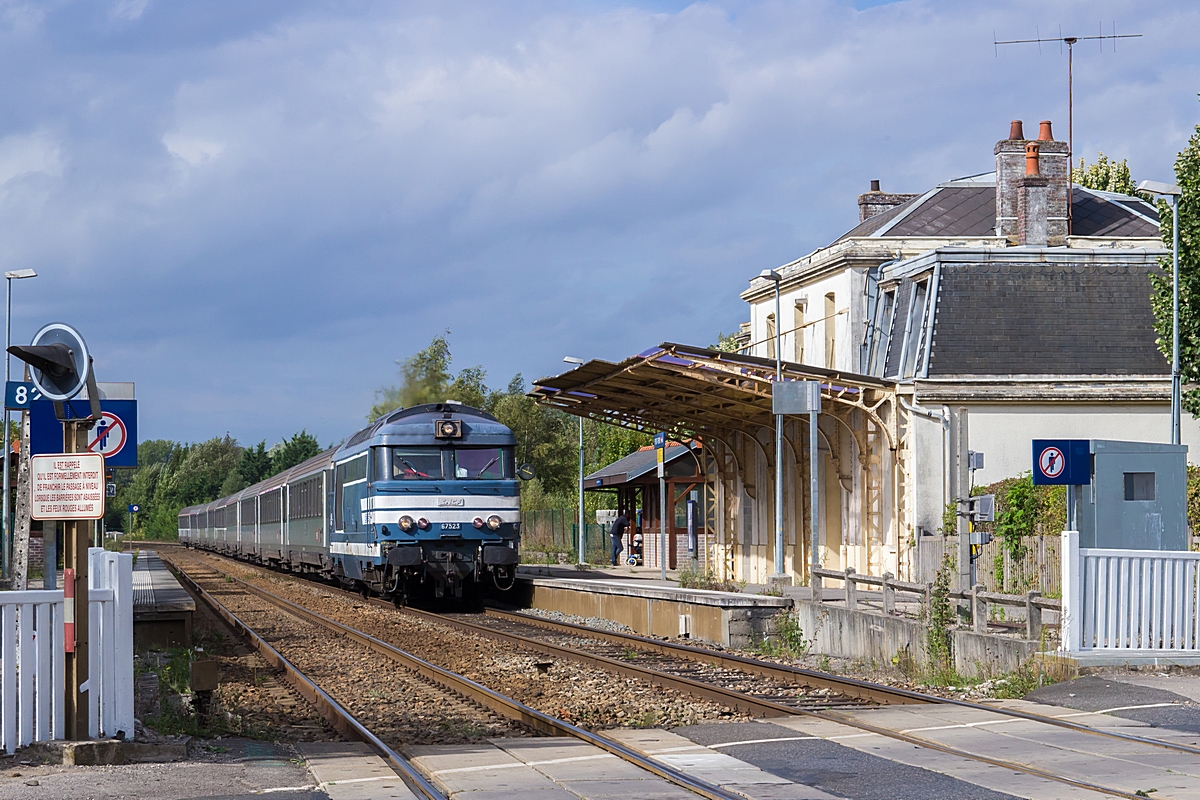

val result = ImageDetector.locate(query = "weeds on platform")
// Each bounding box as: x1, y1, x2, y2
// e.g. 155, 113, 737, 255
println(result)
677, 567, 743, 593
924, 554, 957, 685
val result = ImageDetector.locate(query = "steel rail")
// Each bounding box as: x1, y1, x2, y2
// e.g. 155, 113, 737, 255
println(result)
167, 548, 1192, 798
169, 564, 448, 800
419, 609, 1167, 800
167, 557, 748, 800
486, 608, 1200, 760
480, 608, 930, 705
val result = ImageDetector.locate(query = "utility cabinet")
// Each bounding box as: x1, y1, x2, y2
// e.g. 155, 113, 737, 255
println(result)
1076, 440, 1188, 550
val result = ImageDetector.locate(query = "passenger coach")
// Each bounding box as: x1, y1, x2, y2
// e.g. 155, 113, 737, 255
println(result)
180, 403, 527, 602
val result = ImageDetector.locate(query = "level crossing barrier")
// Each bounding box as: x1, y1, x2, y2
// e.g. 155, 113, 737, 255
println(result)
0, 548, 132, 753
1061, 529, 1200, 652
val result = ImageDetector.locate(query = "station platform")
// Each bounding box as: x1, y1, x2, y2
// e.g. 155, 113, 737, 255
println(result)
132, 550, 195, 650
514, 565, 791, 648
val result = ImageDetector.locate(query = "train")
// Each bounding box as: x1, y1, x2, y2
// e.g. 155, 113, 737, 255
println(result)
178, 402, 527, 602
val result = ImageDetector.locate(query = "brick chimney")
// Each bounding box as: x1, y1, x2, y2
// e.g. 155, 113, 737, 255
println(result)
995, 120, 1069, 245
857, 180, 921, 223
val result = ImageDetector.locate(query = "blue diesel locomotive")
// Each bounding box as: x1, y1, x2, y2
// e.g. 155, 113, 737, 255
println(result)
178, 403, 525, 601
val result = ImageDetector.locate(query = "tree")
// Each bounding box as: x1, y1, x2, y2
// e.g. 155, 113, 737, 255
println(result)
270, 430, 322, 474
160, 436, 241, 509
370, 334, 455, 419
1151, 102, 1200, 414
710, 331, 742, 353
238, 441, 272, 485
1072, 152, 1142, 196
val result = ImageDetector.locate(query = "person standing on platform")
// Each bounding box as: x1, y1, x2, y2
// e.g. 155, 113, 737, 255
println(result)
610, 509, 629, 566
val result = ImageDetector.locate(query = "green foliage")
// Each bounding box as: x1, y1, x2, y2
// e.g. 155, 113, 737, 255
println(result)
1151, 100, 1200, 415
1072, 152, 1142, 197
239, 441, 272, 486
925, 553, 955, 682
677, 566, 742, 593
370, 336, 649, 512
369, 333, 457, 419
710, 332, 742, 353
270, 430, 321, 474
993, 473, 1040, 580
755, 610, 807, 658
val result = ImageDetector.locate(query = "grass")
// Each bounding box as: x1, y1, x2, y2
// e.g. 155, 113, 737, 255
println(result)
754, 611, 808, 659
677, 567, 743, 593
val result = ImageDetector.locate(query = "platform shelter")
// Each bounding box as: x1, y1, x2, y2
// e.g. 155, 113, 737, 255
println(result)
532, 343, 908, 585
583, 440, 707, 570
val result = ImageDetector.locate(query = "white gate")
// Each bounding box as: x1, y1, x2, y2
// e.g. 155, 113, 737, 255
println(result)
1061, 529, 1200, 652
0, 548, 132, 752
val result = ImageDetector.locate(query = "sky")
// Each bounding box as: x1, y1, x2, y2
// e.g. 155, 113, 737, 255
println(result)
0, 0, 1197, 448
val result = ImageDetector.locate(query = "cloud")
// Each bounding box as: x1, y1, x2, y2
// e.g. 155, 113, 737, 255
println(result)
0, 130, 62, 186
0, 0, 1195, 447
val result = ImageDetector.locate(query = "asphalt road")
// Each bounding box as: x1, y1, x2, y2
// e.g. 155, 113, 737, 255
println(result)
1026, 674, 1200, 734
676, 720, 1023, 800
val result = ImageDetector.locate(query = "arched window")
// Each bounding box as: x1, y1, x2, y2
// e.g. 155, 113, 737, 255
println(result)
765, 313, 776, 359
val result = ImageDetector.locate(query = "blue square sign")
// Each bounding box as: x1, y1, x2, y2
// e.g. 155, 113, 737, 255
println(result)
30, 399, 138, 468
1032, 439, 1090, 485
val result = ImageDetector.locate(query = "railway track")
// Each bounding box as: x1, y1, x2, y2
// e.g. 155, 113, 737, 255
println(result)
165, 551, 753, 800
169, 548, 1200, 799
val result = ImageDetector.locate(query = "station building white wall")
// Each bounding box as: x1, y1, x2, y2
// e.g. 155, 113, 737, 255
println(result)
956, 402, 1199, 488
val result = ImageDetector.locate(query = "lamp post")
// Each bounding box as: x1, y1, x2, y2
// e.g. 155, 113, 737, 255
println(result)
1139, 180, 1183, 445
564, 356, 586, 564
2, 268, 36, 582
759, 268, 786, 582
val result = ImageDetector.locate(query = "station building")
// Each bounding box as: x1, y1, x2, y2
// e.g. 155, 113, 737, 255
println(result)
533, 120, 1181, 586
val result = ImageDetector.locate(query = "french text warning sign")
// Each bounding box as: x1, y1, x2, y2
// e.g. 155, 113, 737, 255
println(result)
31, 453, 105, 520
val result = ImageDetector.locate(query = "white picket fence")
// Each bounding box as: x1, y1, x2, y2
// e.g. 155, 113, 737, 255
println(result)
1061, 529, 1200, 653
0, 548, 133, 752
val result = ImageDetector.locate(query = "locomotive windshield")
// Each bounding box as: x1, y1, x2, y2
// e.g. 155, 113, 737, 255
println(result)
453, 448, 512, 480
391, 449, 443, 480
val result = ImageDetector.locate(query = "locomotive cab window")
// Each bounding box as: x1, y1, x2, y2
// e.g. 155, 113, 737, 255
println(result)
391, 449, 443, 480
452, 448, 512, 480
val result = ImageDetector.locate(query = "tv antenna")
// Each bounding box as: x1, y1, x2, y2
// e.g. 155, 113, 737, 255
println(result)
994, 23, 1141, 235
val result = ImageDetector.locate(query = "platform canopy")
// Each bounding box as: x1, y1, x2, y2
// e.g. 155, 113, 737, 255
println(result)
530, 342, 898, 449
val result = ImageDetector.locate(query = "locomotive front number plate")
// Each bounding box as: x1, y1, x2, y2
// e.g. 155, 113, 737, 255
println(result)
443, 522, 461, 530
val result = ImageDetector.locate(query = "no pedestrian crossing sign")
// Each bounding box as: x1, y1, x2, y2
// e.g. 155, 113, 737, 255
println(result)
1031, 439, 1091, 485
31, 453, 105, 520
30, 399, 138, 468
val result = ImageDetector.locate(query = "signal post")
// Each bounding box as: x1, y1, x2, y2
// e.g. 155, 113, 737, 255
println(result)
10, 323, 105, 740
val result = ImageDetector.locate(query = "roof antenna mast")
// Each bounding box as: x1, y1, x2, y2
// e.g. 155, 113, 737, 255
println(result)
994, 22, 1141, 236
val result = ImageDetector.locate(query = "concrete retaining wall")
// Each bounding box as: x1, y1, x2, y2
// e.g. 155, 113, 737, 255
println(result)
518, 577, 790, 648
793, 599, 1040, 678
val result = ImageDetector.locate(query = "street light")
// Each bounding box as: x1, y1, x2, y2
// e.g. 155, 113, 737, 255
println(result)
3, 269, 36, 582
1139, 180, 1183, 445
563, 356, 586, 565
758, 268, 787, 583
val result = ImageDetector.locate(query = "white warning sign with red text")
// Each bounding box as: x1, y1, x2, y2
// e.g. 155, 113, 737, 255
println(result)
31, 453, 105, 520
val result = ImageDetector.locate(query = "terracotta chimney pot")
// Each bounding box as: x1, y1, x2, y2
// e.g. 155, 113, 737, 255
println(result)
1025, 143, 1040, 176
870, 179, 880, 192
1038, 120, 1054, 141
1009, 120, 1025, 140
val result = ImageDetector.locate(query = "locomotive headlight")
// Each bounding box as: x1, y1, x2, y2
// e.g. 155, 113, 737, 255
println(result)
473, 517, 485, 529
486, 515, 502, 531
399, 515, 415, 532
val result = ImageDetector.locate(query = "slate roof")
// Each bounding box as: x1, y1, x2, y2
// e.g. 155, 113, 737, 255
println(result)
837, 176, 1159, 241
916, 262, 1169, 377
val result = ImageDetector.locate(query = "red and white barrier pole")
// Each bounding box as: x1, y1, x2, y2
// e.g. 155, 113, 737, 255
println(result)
63, 567, 75, 653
